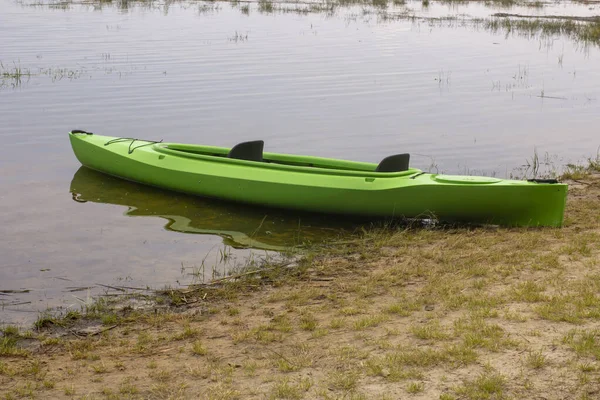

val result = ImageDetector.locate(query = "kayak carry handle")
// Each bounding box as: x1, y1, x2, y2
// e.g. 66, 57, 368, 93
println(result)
104, 137, 163, 154
71, 129, 93, 135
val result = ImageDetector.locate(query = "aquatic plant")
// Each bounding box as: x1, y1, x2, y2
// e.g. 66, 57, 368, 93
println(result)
487, 17, 600, 46
0, 61, 31, 88
258, 0, 274, 13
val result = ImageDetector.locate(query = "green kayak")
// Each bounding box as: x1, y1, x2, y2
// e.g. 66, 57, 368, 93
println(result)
68, 130, 568, 227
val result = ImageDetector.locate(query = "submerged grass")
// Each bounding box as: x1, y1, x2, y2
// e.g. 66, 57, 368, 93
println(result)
0, 62, 31, 88
17, 0, 600, 47
0, 62, 31, 79
0, 61, 94, 90
486, 17, 600, 45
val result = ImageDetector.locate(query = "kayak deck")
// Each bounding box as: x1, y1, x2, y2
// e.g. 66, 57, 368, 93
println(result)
154, 143, 418, 178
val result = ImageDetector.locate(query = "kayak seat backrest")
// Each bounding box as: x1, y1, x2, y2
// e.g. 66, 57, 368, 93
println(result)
227, 140, 264, 162
375, 153, 410, 173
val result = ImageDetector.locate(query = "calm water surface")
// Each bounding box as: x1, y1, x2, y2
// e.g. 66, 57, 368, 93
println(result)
1, 0, 599, 325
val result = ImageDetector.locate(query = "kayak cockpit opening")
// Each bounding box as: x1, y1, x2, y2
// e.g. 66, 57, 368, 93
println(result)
225, 140, 410, 173
71, 131, 412, 174
155, 141, 418, 176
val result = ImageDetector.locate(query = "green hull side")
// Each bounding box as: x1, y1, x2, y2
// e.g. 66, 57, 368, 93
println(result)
68, 133, 567, 227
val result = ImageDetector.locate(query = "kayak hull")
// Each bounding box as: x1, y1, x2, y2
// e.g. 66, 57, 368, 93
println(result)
68, 132, 568, 227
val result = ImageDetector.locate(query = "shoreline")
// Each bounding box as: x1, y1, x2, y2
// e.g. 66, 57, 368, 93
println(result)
1, 164, 599, 399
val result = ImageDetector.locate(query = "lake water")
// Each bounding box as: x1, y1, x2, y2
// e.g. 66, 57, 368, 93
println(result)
1, 0, 599, 325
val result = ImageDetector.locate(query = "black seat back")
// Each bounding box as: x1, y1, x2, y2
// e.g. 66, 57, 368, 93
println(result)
375, 153, 410, 172
227, 140, 264, 162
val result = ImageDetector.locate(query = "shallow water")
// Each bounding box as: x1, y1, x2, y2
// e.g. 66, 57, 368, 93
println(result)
1, 0, 599, 325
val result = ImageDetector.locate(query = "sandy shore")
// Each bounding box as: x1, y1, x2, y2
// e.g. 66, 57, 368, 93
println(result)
2, 173, 599, 399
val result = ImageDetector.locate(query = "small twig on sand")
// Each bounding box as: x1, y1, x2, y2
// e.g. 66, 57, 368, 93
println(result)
70, 325, 118, 338
571, 179, 592, 185
87, 325, 118, 336
96, 284, 151, 292
96, 284, 126, 292
266, 348, 297, 367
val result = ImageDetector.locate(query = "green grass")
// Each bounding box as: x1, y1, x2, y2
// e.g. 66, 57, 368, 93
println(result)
34, 313, 58, 330
366, 343, 477, 383
525, 350, 547, 369
454, 316, 516, 351
101, 313, 119, 325
172, 324, 201, 340
270, 377, 312, 399
411, 320, 451, 340
511, 280, 548, 303
227, 307, 240, 316
0, 336, 28, 357
563, 330, 600, 359
561, 151, 600, 179
536, 289, 600, 324
149, 369, 172, 382
43, 379, 56, 389
339, 306, 363, 316
92, 362, 109, 374
330, 318, 346, 329
454, 371, 506, 399
407, 381, 424, 393
1, 325, 20, 337
328, 369, 360, 391
119, 378, 139, 395
192, 340, 208, 355
273, 343, 314, 372
299, 313, 318, 331
135, 331, 153, 353
562, 164, 590, 180
353, 313, 388, 330
64, 384, 75, 395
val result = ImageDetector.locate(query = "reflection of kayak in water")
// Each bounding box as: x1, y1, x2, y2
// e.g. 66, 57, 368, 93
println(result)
69, 167, 354, 251
69, 131, 567, 227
